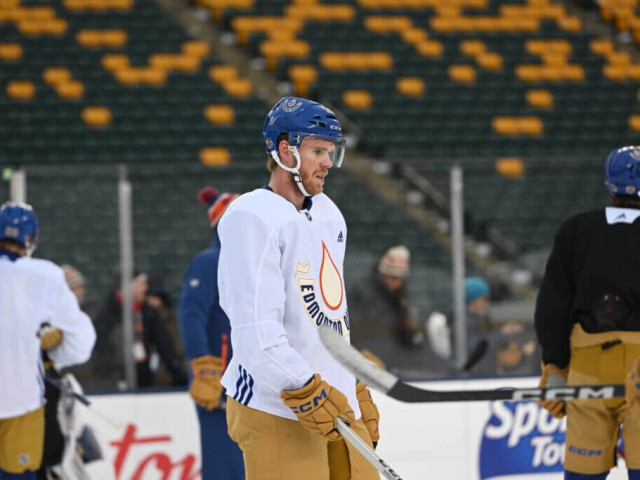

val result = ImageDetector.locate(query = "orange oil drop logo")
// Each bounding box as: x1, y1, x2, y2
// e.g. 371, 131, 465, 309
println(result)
319, 241, 343, 311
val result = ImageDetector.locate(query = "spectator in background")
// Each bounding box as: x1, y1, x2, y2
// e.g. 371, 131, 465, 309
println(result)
93, 272, 187, 389
427, 276, 494, 374
178, 186, 244, 480
492, 321, 540, 376
349, 245, 436, 372
61, 264, 87, 310
147, 279, 187, 387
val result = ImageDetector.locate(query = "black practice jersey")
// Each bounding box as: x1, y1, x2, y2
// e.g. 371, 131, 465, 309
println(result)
535, 207, 640, 368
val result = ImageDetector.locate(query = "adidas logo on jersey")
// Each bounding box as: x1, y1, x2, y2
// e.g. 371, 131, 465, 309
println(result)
337, 231, 344, 242
616, 213, 626, 219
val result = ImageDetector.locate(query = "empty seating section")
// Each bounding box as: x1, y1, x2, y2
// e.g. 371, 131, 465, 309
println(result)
210, 0, 640, 159
0, 0, 266, 164
405, 156, 607, 253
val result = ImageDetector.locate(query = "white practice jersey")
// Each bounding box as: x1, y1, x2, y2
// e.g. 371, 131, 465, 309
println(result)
0, 254, 96, 419
218, 188, 360, 420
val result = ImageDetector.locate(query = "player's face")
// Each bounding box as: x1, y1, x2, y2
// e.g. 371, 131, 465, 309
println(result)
297, 137, 335, 195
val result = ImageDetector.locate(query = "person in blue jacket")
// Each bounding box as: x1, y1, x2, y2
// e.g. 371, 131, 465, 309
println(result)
178, 186, 243, 480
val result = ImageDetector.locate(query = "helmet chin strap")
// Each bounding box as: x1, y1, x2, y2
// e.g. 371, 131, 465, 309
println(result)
270, 149, 311, 198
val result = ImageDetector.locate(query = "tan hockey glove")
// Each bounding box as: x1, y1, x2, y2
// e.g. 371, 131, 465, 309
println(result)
538, 363, 568, 419
38, 323, 63, 351
625, 357, 640, 408
281, 373, 355, 441
189, 355, 223, 411
356, 381, 380, 447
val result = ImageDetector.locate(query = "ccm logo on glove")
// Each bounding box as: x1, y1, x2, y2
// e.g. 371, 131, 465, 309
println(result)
288, 388, 327, 414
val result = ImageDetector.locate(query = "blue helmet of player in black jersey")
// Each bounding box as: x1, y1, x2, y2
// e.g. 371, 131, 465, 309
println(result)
605, 146, 640, 197
0, 201, 39, 255
263, 97, 345, 196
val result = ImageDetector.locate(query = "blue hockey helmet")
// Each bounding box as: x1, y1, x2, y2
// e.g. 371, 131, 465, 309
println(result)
604, 146, 640, 196
0, 201, 39, 255
263, 97, 345, 168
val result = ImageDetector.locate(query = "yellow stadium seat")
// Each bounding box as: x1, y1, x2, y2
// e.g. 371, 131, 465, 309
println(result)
563, 65, 585, 82
200, 147, 231, 166
140, 68, 167, 85
103, 29, 127, 47
526, 89, 553, 108
319, 52, 345, 70
55, 80, 84, 99
401, 28, 428, 45
343, 90, 372, 110
42, 66, 71, 84
396, 77, 425, 96
289, 64, 317, 97
590, 38, 615, 56
460, 39, 486, 57
209, 65, 238, 83
6, 80, 35, 99
495, 158, 525, 178
415, 40, 443, 58
628, 114, 640, 132
114, 68, 142, 85
515, 65, 542, 82
101, 54, 129, 71
558, 16, 582, 31
0, 43, 22, 61
448, 65, 476, 83
222, 78, 253, 97
82, 106, 112, 127
492, 117, 519, 136
606, 51, 632, 65
204, 105, 235, 125
519, 117, 544, 135
171, 55, 200, 72
476, 52, 503, 70
603, 64, 628, 81
182, 40, 211, 58
368, 52, 393, 70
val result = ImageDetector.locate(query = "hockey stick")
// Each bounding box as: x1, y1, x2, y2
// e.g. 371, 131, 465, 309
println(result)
45, 377, 122, 430
320, 326, 625, 403
335, 418, 404, 480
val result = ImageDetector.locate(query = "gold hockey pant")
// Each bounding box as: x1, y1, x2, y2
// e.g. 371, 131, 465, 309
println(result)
226, 397, 380, 480
0, 407, 44, 473
564, 324, 640, 474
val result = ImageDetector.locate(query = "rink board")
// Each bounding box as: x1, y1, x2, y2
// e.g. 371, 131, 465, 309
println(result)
84, 377, 628, 480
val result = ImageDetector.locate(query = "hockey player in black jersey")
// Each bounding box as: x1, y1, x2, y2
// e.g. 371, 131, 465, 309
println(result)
535, 146, 640, 480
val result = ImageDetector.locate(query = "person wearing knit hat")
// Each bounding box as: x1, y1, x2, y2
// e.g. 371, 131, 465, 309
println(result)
198, 187, 239, 229
377, 245, 410, 279
178, 186, 243, 480
349, 245, 431, 372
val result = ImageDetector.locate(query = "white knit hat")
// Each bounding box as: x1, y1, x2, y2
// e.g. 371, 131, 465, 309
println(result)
377, 245, 410, 278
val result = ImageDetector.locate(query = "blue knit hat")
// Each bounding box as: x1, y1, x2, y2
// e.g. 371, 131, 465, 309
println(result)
465, 277, 490, 303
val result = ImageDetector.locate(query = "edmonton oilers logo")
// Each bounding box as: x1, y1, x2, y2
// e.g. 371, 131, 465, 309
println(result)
283, 98, 303, 112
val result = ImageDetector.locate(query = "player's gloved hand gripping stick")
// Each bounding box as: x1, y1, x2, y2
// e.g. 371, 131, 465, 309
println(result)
538, 363, 568, 418
281, 373, 355, 441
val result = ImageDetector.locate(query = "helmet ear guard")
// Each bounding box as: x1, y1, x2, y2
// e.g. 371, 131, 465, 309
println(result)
604, 146, 640, 197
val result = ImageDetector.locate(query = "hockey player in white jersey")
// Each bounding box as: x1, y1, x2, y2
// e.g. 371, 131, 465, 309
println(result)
0, 202, 96, 480
218, 97, 380, 479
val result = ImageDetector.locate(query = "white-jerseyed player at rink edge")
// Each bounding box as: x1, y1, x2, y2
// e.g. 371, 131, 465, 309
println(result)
217, 97, 381, 479
0, 202, 96, 480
